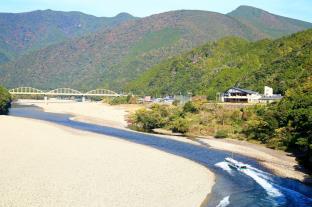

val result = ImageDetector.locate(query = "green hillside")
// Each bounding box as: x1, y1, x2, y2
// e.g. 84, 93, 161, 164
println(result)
0, 6, 311, 90
128, 29, 312, 98
228, 6, 312, 39
0, 10, 135, 61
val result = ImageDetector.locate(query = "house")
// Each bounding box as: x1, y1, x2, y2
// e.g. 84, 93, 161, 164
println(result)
221, 87, 262, 103
143, 96, 152, 102
220, 86, 283, 103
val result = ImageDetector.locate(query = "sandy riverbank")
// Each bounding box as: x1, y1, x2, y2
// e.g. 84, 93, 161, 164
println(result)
17, 99, 135, 128
25, 100, 312, 183
0, 115, 214, 207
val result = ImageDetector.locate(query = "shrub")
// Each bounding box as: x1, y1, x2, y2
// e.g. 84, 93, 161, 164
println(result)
109, 96, 128, 105
170, 117, 190, 134
129, 105, 170, 132
230, 110, 242, 124
215, 130, 228, 138
172, 99, 180, 106
183, 101, 198, 113
109, 95, 137, 105
0, 86, 11, 115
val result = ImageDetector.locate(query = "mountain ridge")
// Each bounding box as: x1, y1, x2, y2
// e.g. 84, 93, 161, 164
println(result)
0, 6, 311, 90
127, 29, 312, 98
0, 9, 136, 61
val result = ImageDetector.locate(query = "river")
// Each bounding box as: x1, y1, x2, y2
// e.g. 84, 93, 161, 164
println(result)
9, 106, 312, 207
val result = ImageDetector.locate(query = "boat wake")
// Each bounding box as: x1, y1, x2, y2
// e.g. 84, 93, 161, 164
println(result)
215, 161, 233, 175
215, 160, 286, 205
245, 165, 272, 180
216, 196, 230, 207
242, 168, 283, 198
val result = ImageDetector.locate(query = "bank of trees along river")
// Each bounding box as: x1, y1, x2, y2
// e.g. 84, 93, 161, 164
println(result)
0, 86, 11, 115
129, 77, 312, 171
244, 77, 312, 171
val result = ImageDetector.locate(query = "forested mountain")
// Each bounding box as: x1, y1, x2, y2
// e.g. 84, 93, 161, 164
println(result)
228, 6, 312, 39
0, 10, 135, 62
128, 29, 312, 98
0, 6, 311, 90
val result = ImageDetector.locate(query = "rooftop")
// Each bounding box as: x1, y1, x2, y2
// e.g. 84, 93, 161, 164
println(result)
228, 87, 259, 94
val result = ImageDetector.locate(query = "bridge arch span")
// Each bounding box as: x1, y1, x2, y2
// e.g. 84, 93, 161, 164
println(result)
9, 87, 45, 95
47, 88, 83, 96
85, 89, 119, 97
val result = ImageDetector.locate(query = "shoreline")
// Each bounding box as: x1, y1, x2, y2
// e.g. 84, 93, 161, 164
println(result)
20, 100, 311, 184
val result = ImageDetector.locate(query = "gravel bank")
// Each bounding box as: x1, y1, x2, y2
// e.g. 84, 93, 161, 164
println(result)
0, 116, 214, 207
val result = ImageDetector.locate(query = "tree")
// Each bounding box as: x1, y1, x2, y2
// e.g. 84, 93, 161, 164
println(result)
0, 86, 11, 115
183, 101, 198, 113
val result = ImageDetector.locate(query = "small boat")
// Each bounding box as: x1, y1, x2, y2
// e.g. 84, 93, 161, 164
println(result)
225, 157, 247, 169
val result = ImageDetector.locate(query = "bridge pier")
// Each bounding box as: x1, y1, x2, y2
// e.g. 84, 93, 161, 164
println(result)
82, 96, 86, 103
44, 96, 48, 104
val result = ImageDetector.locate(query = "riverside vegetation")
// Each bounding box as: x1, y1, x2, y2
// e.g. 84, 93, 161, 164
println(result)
0, 86, 11, 115
103, 95, 138, 105
129, 78, 312, 170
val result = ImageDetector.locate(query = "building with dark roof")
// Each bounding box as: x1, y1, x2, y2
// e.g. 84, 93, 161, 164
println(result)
220, 86, 283, 103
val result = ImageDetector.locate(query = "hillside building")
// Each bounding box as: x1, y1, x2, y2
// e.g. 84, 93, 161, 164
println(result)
220, 86, 282, 103
258, 86, 283, 103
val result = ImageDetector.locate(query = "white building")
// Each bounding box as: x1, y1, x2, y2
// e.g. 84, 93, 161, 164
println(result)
264, 86, 273, 96
221, 86, 282, 103
258, 86, 283, 103
221, 87, 262, 103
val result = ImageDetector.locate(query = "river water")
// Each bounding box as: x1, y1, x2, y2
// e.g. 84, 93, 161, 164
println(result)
9, 106, 312, 207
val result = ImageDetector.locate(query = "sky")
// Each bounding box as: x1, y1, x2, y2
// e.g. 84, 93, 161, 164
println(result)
0, 0, 311, 22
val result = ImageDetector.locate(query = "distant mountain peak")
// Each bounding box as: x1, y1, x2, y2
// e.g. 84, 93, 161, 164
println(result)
228, 5, 268, 16
227, 5, 312, 39
115, 12, 134, 19
234, 5, 264, 10
23, 9, 87, 16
